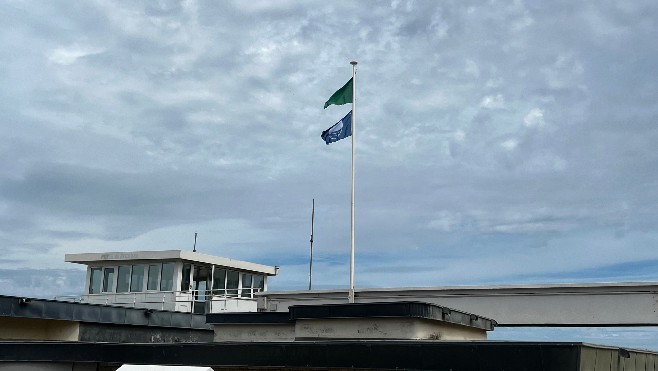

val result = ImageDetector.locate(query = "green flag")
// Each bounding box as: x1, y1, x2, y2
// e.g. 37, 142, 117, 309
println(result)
324, 78, 353, 109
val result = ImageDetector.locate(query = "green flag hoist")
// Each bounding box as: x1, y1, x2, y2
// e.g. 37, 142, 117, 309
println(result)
324, 77, 353, 109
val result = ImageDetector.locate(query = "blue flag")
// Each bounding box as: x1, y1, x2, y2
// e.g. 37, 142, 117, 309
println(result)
321, 111, 352, 145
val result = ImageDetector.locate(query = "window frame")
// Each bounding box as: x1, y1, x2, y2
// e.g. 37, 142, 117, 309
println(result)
130, 264, 144, 292
116, 265, 132, 293
160, 262, 175, 292
226, 270, 239, 297
252, 275, 265, 295
102, 267, 115, 293
212, 267, 227, 296
89, 267, 102, 294
241, 273, 253, 298
146, 264, 160, 291
181, 264, 192, 292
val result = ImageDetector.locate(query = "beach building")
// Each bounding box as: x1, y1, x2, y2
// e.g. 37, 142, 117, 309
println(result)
2, 249, 658, 369
65, 250, 278, 314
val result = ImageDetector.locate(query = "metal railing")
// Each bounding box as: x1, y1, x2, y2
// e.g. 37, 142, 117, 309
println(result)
52, 295, 84, 303
56, 288, 264, 313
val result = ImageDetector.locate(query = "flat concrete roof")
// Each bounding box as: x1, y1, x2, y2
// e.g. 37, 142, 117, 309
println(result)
289, 301, 496, 330
207, 301, 496, 330
65, 250, 278, 275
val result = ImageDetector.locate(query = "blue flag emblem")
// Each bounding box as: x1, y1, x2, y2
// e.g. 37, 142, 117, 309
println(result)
321, 111, 352, 145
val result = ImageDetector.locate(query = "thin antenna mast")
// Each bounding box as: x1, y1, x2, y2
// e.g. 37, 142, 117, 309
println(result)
193, 232, 197, 252
309, 198, 315, 290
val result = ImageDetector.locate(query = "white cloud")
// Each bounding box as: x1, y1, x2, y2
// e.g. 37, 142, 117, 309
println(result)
523, 108, 545, 127
501, 138, 518, 151
453, 130, 466, 142
229, 0, 298, 13
427, 211, 462, 232
480, 94, 506, 109
48, 45, 104, 65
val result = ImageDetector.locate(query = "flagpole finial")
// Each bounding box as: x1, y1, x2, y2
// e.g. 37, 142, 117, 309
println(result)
350, 61, 358, 65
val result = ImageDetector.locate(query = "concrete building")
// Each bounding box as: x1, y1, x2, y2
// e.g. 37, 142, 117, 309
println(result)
207, 301, 496, 342
65, 250, 278, 313
4, 249, 658, 369
0, 294, 212, 342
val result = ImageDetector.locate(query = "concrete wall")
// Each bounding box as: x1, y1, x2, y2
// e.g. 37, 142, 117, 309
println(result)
294, 318, 486, 341
78, 323, 213, 343
212, 318, 486, 342
207, 297, 258, 313
82, 291, 258, 313
214, 324, 295, 342
0, 317, 79, 341
580, 345, 658, 371
0, 316, 213, 343
83, 291, 181, 311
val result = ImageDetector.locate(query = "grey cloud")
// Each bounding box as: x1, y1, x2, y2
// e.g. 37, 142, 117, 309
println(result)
1, 1, 658, 308
0, 268, 85, 298
1, 164, 220, 239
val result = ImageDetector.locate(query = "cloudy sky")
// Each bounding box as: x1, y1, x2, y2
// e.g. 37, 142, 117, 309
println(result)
2, 0, 658, 348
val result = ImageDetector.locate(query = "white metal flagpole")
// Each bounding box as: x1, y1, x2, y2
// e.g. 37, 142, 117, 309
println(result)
349, 60, 357, 304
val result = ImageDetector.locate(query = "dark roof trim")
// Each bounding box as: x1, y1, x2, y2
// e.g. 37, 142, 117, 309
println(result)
0, 295, 210, 330
0, 341, 651, 370
289, 301, 497, 330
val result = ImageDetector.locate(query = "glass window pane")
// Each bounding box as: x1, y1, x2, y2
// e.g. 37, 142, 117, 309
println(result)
212, 268, 226, 295
89, 268, 102, 294
160, 263, 175, 291
241, 273, 253, 298
102, 268, 115, 292
117, 265, 131, 293
147, 264, 160, 291
226, 270, 239, 297
130, 265, 144, 292
197, 280, 207, 301
181, 264, 192, 291
252, 275, 265, 293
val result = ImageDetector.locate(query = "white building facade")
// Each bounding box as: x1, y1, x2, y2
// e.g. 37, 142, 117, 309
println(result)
66, 250, 278, 313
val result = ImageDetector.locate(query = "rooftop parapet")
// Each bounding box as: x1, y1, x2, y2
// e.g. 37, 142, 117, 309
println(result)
207, 301, 496, 342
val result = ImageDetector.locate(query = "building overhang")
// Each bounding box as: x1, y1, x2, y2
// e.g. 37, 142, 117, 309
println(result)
65, 250, 278, 276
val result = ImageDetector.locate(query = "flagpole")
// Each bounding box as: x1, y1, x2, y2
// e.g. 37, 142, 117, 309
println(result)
309, 198, 314, 291
349, 60, 357, 304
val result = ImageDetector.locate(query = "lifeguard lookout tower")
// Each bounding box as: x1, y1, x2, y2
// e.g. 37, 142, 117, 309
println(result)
65, 250, 278, 314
